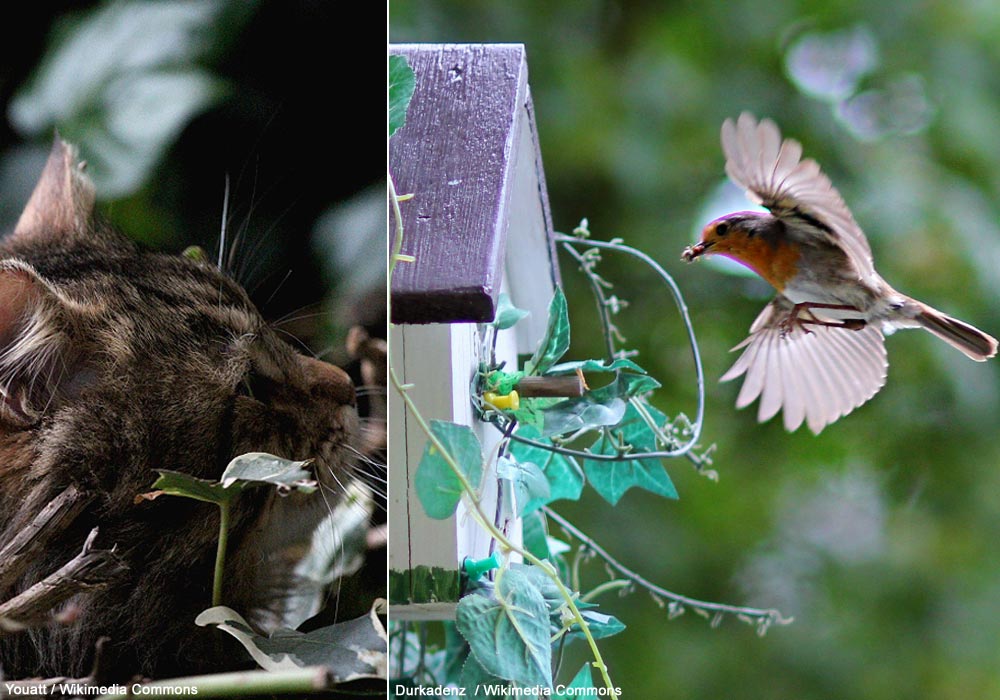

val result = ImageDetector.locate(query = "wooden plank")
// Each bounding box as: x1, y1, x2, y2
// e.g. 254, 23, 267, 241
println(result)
389, 43, 557, 325
504, 85, 559, 352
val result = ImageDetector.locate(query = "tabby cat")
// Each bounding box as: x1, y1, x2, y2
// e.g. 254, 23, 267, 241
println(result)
0, 140, 360, 679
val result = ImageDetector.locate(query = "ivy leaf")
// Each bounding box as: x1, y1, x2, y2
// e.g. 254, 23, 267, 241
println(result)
493, 292, 530, 330
586, 372, 661, 403
536, 370, 657, 438
455, 567, 553, 688
497, 456, 550, 517
389, 54, 415, 137
415, 421, 483, 519
509, 563, 566, 612
460, 654, 509, 698
554, 665, 596, 697
583, 403, 678, 505
220, 452, 315, 493
195, 604, 387, 681
151, 470, 234, 506
521, 510, 551, 560
540, 396, 627, 438
509, 426, 584, 512
508, 397, 560, 433
546, 358, 646, 375
566, 610, 626, 640
526, 288, 570, 376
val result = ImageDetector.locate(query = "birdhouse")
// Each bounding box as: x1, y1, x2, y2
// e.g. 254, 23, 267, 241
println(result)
388, 44, 560, 619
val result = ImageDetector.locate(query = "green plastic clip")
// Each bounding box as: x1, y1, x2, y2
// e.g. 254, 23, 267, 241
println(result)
463, 552, 502, 582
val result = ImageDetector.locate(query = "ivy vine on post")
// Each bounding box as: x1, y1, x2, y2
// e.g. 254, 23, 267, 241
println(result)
388, 47, 789, 698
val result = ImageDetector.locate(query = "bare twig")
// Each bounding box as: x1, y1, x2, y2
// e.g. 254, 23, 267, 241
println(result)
0, 528, 128, 628
0, 485, 93, 593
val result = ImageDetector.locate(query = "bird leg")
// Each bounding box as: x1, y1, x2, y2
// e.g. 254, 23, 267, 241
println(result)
780, 302, 866, 337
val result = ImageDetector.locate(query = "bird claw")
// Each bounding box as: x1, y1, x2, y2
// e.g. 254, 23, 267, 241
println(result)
780, 303, 866, 338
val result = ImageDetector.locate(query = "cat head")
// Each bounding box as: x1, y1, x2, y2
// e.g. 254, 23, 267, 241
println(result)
0, 139, 358, 499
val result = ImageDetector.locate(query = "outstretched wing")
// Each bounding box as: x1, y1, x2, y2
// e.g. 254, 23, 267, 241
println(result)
721, 296, 888, 433
721, 112, 875, 280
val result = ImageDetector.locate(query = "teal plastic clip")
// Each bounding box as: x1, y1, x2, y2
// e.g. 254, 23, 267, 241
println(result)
463, 552, 502, 581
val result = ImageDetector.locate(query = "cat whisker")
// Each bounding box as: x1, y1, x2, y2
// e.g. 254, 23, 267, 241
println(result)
216, 173, 231, 270
261, 270, 294, 312
268, 307, 330, 330
238, 198, 298, 292
271, 327, 319, 359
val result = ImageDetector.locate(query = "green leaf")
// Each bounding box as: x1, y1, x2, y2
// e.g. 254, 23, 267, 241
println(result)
583, 403, 678, 505
195, 604, 387, 681
540, 396, 627, 437
586, 372, 661, 403
443, 622, 470, 687
509, 426, 584, 512
508, 397, 560, 433
554, 665, 596, 697
527, 288, 570, 375
460, 654, 510, 698
567, 610, 626, 640
493, 292, 530, 330
389, 54, 416, 137
521, 511, 551, 560
221, 452, 315, 493
483, 369, 525, 396
455, 567, 553, 688
415, 421, 483, 519
151, 470, 234, 505
497, 456, 550, 516
546, 358, 646, 375
509, 563, 566, 612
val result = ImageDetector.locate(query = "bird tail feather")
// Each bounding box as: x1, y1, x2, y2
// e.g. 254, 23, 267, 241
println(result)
916, 304, 997, 361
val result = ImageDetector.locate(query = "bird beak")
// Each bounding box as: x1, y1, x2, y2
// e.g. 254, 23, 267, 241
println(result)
682, 240, 711, 262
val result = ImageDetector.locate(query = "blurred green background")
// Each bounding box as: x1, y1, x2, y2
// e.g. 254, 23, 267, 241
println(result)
391, 2, 1000, 698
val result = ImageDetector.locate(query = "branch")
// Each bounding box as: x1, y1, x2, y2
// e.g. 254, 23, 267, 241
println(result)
0, 484, 93, 593
0, 528, 128, 628
543, 507, 792, 635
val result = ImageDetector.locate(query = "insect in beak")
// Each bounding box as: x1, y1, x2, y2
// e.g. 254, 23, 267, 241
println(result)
682, 240, 712, 262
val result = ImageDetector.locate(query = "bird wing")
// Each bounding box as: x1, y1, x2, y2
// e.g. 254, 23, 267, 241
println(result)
721, 112, 876, 280
720, 296, 887, 433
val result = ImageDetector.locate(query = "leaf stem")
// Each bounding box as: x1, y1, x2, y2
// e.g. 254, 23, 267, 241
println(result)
581, 579, 631, 603
212, 500, 230, 607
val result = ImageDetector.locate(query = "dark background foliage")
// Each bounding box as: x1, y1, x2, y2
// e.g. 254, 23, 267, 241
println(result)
392, 2, 1000, 698
1, 0, 385, 350
0, 0, 387, 672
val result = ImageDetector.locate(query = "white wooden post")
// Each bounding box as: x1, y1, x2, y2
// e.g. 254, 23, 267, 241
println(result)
389, 44, 558, 619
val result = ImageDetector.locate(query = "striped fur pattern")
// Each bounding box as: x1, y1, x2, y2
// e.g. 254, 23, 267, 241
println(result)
0, 140, 358, 678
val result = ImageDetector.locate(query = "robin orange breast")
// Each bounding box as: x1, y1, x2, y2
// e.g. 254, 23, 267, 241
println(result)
683, 112, 998, 433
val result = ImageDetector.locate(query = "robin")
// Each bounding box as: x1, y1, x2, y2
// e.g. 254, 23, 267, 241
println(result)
683, 112, 998, 433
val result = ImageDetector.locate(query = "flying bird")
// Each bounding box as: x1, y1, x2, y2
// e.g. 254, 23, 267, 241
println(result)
683, 112, 997, 433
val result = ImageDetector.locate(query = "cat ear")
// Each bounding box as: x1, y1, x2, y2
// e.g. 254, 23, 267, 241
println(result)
0, 262, 75, 427
11, 137, 96, 244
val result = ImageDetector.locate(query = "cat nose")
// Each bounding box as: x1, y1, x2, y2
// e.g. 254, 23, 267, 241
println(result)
300, 356, 356, 407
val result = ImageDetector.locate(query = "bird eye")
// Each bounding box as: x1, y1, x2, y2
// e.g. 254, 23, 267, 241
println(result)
715, 221, 730, 236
